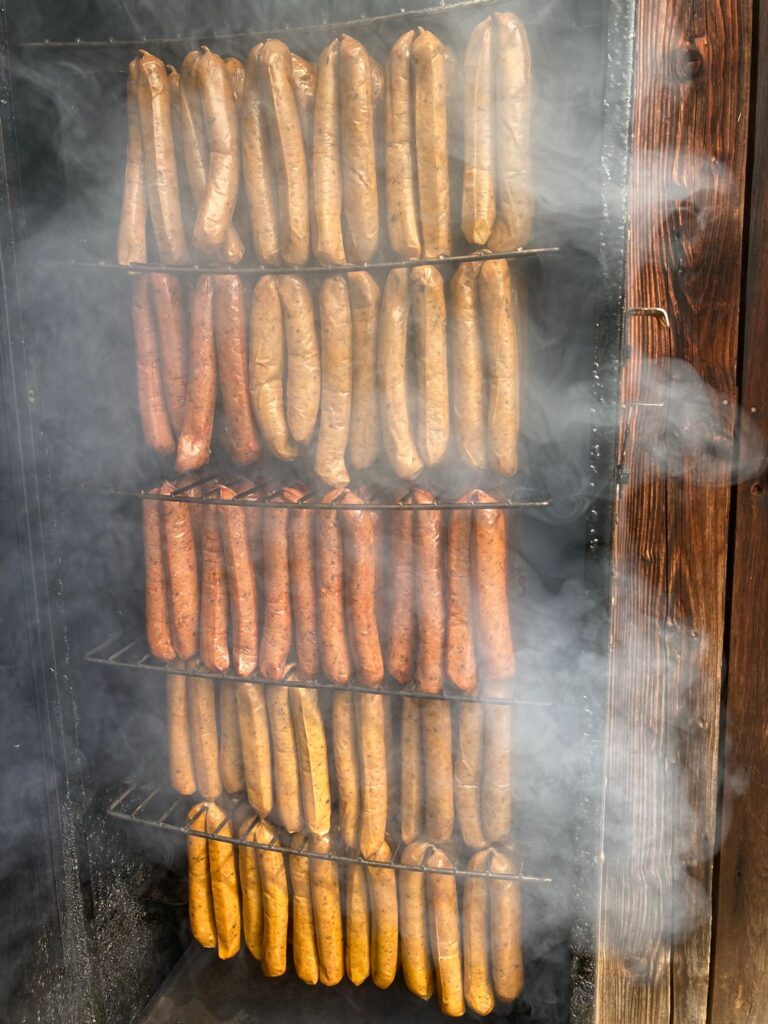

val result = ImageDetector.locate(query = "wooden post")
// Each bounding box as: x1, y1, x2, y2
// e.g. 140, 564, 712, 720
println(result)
596, 1, 752, 1022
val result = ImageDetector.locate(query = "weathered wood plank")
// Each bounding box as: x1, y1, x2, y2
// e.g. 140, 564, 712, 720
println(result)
595, 0, 751, 1022
709, 3, 768, 1020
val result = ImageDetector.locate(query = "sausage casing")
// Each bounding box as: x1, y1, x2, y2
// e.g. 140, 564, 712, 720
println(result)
160, 485, 199, 660
143, 493, 176, 661
400, 698, 423, 844
356, 693, 388, 858
193, 48, 240, 253
338, 35, 379, 263
289, 833, 320, 985
290, 54, 317, 143
455, 702, 487, 849
290, 687, 332, 837
167, 673, 196, 795
187, 802, 216, 948
332, 691, 360, 849
238, 820, 264, 961
411, 31, 451, 259
385, 498, 415, 684
479, 260, 520, 476
315, 276, 352, 486
378, 268, 423, 480
205, 803, 241, 959
461, 19, 495, 246
260, 501, 293, 680
312, 40, 346, 265
309, 834, 345, 986
133, 276, 175, 457
284, 485, 320, 681
345, 863, 371, 986
445, 503, 477, 692
176, 274, 216, 474
224, 56, 245, 106
411, 264, 449, 467
421, 700, 454, 842
188, 673, 222, 801
472, 492, 516, 684
249, 276, 298, 461
450, 261, 486, 469
426, 846, 465, 1017
242, 45, 281, 266
412, 488, 445, 693
366, 840, 398, 989
237, 683, 273, 817
218, 486, 259, 676
254, 819, 290, 977
482, 704, 513, 844
213, 276, 261, 465
463, 849, 495, 1016
317, 490, 352, 684
399, 841, 435, 1000
278, 275, 320, 447
267, 686, 304, 833
488, 846, 524, 1001
117, 58, 147, 265
340, 492, 384, 687
200, 500, 230, 673
384, 31, 420, 259
218, 681, 245, 794
348, 271, 381, 470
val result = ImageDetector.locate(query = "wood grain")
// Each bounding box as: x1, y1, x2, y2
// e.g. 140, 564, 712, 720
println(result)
709, 2, 768, 1019
596, 1, 752, 1022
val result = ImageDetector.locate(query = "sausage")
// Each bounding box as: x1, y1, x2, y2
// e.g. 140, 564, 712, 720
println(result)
277, 275, 320, 447
253, 819, 290, 977
338, 35, 379, 263
355, 693, 388, 858
205, 803, 241, 959
142, 493, 176, 661
378, 269, 423, 480
213, 275, 261, 464
482, 704, 513, 844
218, 682, 245, 793
488, 14, 533, 252
284, 486, 319, 681
340, 492, 384, 686
312, 40, 345, 265
242, 45, 281, 266
290, 687, 332, 837
257, 40, 310, 266
193, 48, 240, 253
412, 488, 444, 693
315, 276, 352, 486
188, 673, 222, 801
399, 841, 435, 1000
117, 59, 147, 265
455, 702, 487, 849
411, 31, 451, 259
224, 56, 245, 107
366, 840, 398, 989
290, 54, 317, 143
236, 683, 273, 817
200, 500, 229, 673
187, 802, 216, 948
317, 489, 352, 684
167, 673, 196, 794
463, 849, 495, 1016
166, 65, 187, 219
238, 818, 264, 960
249, 276, 299, 461
479, 260, 520, 476
136, 52, 189, 265
385, 500, 415, 684
411, 265, 449, 466
384, 31, 420, 259
267, 686, 304, 833
461, 19, 495, 246
332, 692, 360, 849
160, 483, 199, 660
488, 846, 524, 1001
425, 846, 465, 1017
345, 863, 371, 986
449, 261, 486, 468
218, 486, 259, 676
400, 698, 423, 844
348, 272, 381, 470
421, 700, 454, 842
133, 275, 175, 456
445, 502, 477, 692
175, 275, 215, 473
472, 491, 516, 684
289, 834, 320, 984
309, 834, 344, 985
260, 500, 292, 679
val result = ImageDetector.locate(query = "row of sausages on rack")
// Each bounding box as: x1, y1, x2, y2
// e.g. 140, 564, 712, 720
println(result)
188, 800, 522, 1017
145, 479, 516, 693
168, 673, 512, 855
134, 259, 521, 483
118, 16, 532, 268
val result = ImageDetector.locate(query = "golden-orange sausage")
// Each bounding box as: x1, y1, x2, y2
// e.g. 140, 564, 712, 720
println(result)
478, 260, 520, 476
411, 31, 451, 259
345, 862, 371, 986
284, 485, 319, 681
445, 502, 477, 692
356, 693, 388, 858
257, 40, 310, 266
200, 500, 229, 673
340, 492, 384, 687
143, 493, 176, 661
461, 19, 495, 246
249, 276, 298, 461
348, 271, 381, 470
218, 682, 245, 794
317, 490, 352, 684
278, 275, 320, 447
218, 486, 259, 676
421, 700, 454, 842
309, 834, 344, 985
236, 683, 273, 817
399, 841, 435, 1000
133, 275, 175, 457
205, 803, 241, 959
366, 840, 398, 989
332, 692, 360, 849
411, 264, 449, 466
488, 846, 524, 1001
242, 45, 281, 266
463, 849, 495, 1015
338, 35, 379, 263
455, 702, 487, 850
214, 276, 261, 465
289, 834, 320, 984
176, 274, 216, 474
187, 802, 216, 948
315, 276, 352, 486
167, 672, 196, 794
117, 58, 147, 265
450, 261, 486, 468
426, 846, 465, 1017
193, 48, 240, 253
239, 818, 263, 960
260, 500, 292, 680
378, 269, 423, 480
412, 488, 444, 693
312, 40, 345, 265
253, 819, 290, 976
400, 698, 423, 844
188, 673, 222, 801
136, 51, 189, 265
386, 498, 416, 684
384, 31, 420, 259
488, 14, 533, 252
160, 483, 199, 661
290, 687, 332, 837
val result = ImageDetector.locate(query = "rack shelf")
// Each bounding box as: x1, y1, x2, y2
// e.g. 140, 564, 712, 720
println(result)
85, 634, 549, 708
108, 781, 551, 884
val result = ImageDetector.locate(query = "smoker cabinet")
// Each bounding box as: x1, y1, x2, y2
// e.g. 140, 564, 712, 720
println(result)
0, 0, 755, 1023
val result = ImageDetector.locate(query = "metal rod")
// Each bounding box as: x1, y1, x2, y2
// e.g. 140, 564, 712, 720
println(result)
139, 490, 552, 512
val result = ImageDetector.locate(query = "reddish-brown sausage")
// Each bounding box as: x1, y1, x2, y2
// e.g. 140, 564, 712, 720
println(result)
176, 274, 216, 474
149, 273, 187, 436
385, 498, 415, 684
445, 501, 477, 692
143, 492, 176, 661
340, 491, 384, 687
133, 275, 175, 456
213, 275, 261, 465
471, 490, 516, 686
218, 485, 259, 676
283, 485, 319, 681
317, 489, 352, 685
200, 500, 230, 673
412, 489, 445, 693
259, 499, 292, 681
160, 483, 199, 660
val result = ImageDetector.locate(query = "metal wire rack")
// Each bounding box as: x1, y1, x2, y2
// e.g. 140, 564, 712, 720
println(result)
108, 781, 552, 884
85, 634, 550, 708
